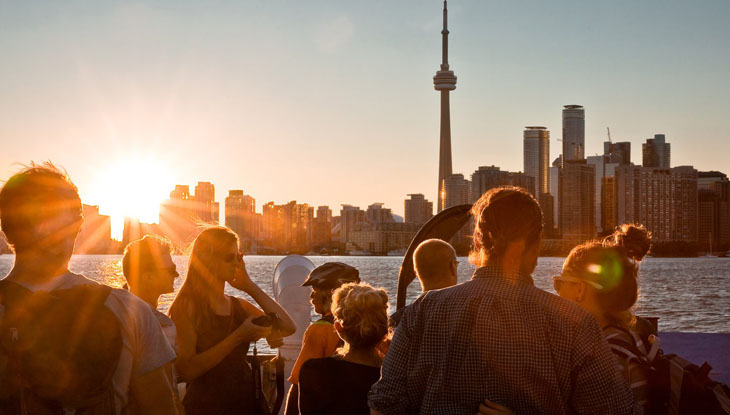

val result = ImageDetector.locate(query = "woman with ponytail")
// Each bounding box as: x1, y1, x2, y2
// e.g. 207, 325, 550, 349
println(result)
297, 282, 390, 415
553, 223, 653, 410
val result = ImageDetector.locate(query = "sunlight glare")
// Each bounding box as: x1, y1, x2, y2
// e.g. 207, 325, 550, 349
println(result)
91, 157, 173, 240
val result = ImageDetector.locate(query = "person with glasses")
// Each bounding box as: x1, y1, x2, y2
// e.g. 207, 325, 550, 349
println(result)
169, 226, 296, 415
389, 238, 459, 328
553, 224, 653, 411
122, 234, 184, 414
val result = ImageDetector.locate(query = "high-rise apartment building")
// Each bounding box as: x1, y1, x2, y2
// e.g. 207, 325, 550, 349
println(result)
470, 166, 535, 202
193, 182, 220, 224
366, 203, 395, 224
604, 141, 631, 165
225, 190, 258, 248
312, 206, 333, 247
562, 105, 585, 162
339, 205, 367, 244
697, 171, 730, 252
587, 155, 618, 233
441, 173, 471, 210
76, 204, 112, 254
404, 194, 433, 226
160, 185, 197, 249
559, 161, 596, 241
642, 134, 671, 168
615, 165, 698, 242
523, 126, 550, 198
549, 157, 561, 232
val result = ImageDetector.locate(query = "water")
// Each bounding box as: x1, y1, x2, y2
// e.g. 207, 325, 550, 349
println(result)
1, 255, 729, 335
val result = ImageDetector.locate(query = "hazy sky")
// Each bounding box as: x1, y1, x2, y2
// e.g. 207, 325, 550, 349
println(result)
1, 0, 729, 237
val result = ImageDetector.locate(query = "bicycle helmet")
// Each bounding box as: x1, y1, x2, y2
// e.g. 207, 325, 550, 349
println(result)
301, 262, 360, 290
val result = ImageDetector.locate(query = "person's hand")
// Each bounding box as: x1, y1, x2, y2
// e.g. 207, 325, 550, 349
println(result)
477, 399, 514, 415
229, 256, 256, 293
266, 334, 284, 349
233, 315, 272, 344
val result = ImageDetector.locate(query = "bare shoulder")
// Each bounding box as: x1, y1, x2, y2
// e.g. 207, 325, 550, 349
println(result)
233, 296, 264, 317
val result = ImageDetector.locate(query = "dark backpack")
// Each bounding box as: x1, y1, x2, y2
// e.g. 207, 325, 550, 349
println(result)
0, 279, 123, 415
606, 325, 730, 415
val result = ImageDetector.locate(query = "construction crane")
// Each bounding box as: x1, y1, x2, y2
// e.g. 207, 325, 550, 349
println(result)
607, 127, 612, 143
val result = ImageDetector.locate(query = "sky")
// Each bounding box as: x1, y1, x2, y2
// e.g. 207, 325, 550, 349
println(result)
1, 0, 729, 238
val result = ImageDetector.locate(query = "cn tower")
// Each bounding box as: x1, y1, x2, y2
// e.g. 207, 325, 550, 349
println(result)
433, 0, 457, 212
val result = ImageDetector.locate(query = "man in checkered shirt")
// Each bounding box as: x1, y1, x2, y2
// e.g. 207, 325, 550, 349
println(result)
369, 187, 639, 415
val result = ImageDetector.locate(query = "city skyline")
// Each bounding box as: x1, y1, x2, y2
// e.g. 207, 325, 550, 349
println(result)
1, 1, 728, 238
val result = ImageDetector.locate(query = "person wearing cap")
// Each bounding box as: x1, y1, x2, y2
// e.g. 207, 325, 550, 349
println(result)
284, 262, 360, 415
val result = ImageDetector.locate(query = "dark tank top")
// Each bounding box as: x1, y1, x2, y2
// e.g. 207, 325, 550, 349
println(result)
183, 296, 255, 415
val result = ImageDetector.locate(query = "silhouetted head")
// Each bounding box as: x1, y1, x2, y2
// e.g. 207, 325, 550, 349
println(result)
0, 162, 82, 263
169, 226, 240, 328
413, 239, 458, 291
469, 186, 543, 274
556, 224, 652, 328
332, 282, 390, 353
122, 235, 177, 299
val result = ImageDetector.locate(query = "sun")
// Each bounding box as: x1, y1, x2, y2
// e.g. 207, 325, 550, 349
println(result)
90, 157, 173, 240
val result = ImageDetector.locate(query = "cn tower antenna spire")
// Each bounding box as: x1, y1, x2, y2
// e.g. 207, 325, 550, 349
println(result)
434, 0, 457, 212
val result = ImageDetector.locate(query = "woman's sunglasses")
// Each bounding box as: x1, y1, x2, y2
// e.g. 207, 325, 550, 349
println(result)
222, 252, 244, 263
552, 275, 603, 292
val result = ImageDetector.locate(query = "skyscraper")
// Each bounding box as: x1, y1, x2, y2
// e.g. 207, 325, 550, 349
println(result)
559, 162, 596, 241
562, 105, 585, 162
441, 173, 470, 211
615, 165, 698, 242
642, 134, 671, 168
225, 190, 258, 247
434, 1, 457, 212
523, 126, 550, 198
604, 141, 631, 165
404, 194, 433, 226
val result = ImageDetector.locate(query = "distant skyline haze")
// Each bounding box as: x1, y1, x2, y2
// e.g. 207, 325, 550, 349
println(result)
1, 0, 728, 239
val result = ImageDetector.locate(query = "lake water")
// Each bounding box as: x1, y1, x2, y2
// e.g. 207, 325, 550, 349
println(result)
1, 255, 729, 335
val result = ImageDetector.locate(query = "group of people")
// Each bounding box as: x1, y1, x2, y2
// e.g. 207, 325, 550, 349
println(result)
0, 162, 655, 415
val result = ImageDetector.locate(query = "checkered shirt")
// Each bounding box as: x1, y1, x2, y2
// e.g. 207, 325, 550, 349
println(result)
368, 266, 640, 415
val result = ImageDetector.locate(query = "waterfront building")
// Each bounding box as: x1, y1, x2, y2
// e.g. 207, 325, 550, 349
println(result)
404, 194, 433, 226
225, 190, 258, 249
441, 173, 470, 210
434, 1, 457, 212
339, 204, 367, 245
615, 165, 698, 242
193, 182, 220, 224
76, 204, 112, 254
642, 134, 671, 168
260, 201, 313, 253
559, 161, 596, 242
604, 141, 631, 165
601, 176, 617, 232
587, 155, 619, 234
549, 157, 561, 233
562, 105, 585, 162
366, 203, 395, 224
122, 217, 164, 248
347, 222, 420, 255
312, 206, 333, 248
159, 185, 198, 249
698, 171, 730, 252
523, 126, 550, 199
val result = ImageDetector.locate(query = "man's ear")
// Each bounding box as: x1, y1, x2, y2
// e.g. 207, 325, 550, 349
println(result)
576, 282, 587, 303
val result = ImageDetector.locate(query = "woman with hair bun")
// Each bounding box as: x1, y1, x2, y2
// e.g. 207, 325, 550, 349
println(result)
553, 223, 653, 410
298, 282, 390, 415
